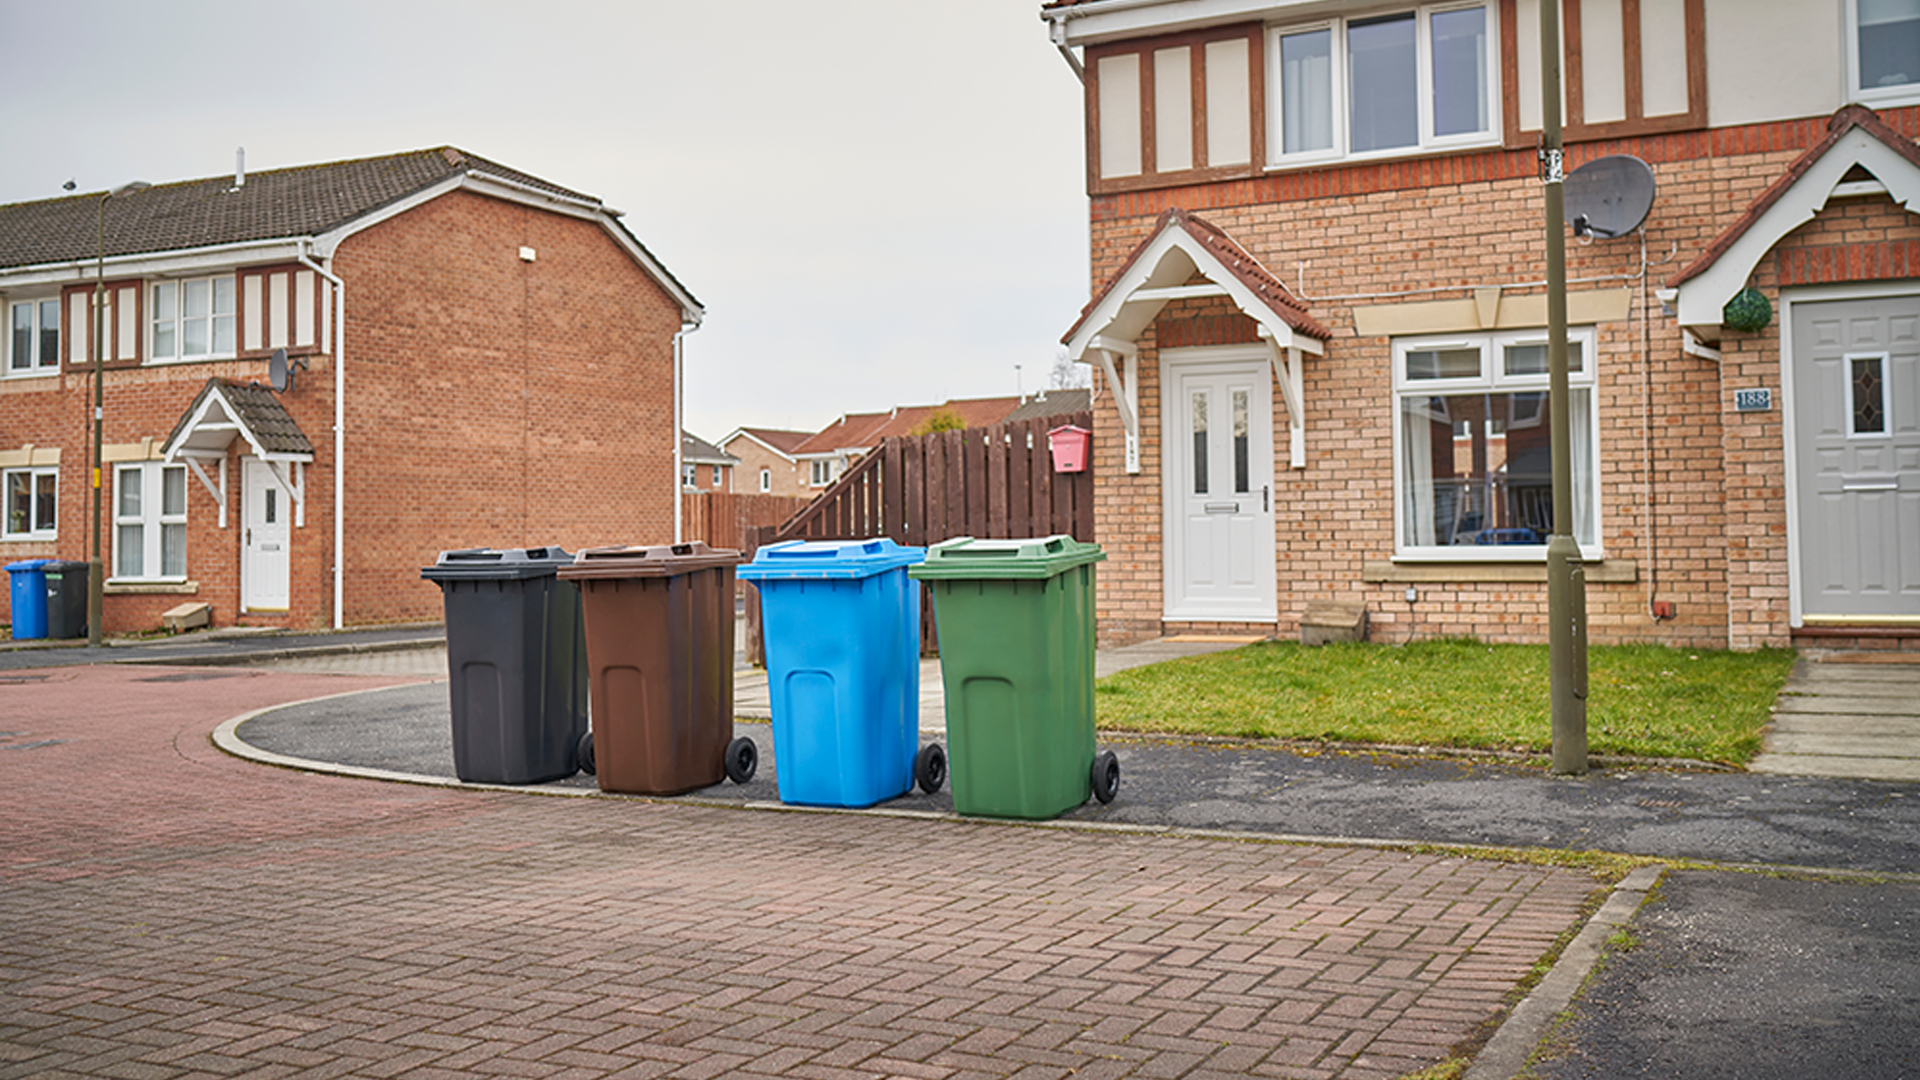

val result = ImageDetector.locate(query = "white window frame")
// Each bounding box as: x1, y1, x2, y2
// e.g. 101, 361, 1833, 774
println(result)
1267, 1, 1499, 169
758, 467, 771, 493
809, 459, 833, 487
1390, 327, 1602, 561
149, 276, 237, 364
681, 463, 698, 490
3, 466, 58, 541
1846, 0, 1920, 107
6, 297, 62, 377
112, 463, 188, 581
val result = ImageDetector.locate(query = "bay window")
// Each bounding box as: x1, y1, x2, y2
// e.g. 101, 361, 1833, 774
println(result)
1393, 329, 1599, 558
150, 277, 236, 362
1269, 2, 1494, 165
113, 463, 187, 579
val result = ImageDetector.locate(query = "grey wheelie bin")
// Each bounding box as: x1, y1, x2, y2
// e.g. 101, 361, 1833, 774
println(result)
421, 547, 587, 784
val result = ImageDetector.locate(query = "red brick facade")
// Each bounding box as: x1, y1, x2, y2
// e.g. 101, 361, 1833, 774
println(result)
1080, 107, 1920, 652
3, 187, 689, 634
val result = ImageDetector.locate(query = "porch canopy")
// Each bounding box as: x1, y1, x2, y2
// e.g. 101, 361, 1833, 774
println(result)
1060, 207, 1330, 472
1665, 105, 1920, 343
162, 378, 315, 528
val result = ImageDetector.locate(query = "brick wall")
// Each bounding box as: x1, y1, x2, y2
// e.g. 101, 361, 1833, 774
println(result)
1083, 108, 1920, 650
337, 189, 684, 626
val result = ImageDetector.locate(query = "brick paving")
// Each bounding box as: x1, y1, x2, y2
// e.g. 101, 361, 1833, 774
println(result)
2, 665, 1600, 1080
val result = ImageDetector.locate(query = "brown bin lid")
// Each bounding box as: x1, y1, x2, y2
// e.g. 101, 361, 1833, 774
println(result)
555, 541, 743, 581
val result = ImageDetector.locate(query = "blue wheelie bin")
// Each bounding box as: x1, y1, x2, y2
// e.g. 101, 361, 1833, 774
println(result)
7, 559, 53, 640
737, 538, 944, 807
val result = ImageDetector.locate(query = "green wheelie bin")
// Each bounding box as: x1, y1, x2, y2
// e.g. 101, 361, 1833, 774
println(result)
908, 535, 1116, 819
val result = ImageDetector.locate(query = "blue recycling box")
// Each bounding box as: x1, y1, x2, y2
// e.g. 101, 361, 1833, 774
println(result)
738, 538, 926, 807
7, 559, 53, 640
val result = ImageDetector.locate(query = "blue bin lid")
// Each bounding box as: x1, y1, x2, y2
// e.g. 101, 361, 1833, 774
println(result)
737, 538, 925, 581
420, 547, 574, 582
7, 559, 54, 573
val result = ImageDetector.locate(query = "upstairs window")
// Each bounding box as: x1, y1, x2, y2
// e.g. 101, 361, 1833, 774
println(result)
7, 298, 60, 376
150, 277, 235, 362
1270, 3, 1494, 165
759, 467, 771, 493
1852, 0, 1920, 104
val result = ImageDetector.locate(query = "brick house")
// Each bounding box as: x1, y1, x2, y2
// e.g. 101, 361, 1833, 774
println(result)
1, 147, 701, 634
789, 396, 1025, 489
720, 427, 814, 497
1041, 0, 1919, 651
681, 431, 739, 492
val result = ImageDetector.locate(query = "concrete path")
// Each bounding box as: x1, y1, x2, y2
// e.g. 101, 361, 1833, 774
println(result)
1750, 653, 1920, 782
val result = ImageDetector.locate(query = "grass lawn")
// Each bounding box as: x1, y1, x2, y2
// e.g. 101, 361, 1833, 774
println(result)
1094, 639, 1798, 765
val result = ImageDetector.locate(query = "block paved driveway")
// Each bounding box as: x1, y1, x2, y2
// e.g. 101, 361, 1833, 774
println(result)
2, 666, 1599, 1080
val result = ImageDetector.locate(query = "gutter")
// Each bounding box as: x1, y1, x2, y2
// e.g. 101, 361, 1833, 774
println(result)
297, 243, 347, 630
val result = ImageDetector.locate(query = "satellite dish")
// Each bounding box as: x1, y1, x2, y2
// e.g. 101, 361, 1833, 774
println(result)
1564, 155, 1656, 239
268, 348, 308, 393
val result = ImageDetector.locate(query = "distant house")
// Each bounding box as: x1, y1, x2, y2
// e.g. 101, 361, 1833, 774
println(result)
789, 396, 1023, 489
681, 432, 738, 492
720, 427, 813, 497
1004, 387, 1092, 426
0, 146, 701, 634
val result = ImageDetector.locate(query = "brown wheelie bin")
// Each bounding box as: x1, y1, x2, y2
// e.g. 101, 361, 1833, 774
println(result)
556, 542, 758, 795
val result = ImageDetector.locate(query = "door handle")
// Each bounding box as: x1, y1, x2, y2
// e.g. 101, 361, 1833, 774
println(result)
246, 528, 252, 545
1264, 485, 1270, 512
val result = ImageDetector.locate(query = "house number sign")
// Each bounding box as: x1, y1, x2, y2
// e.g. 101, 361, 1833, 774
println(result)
1734, 388, 1772, 412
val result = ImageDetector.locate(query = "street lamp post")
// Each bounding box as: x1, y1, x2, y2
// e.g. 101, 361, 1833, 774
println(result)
90, 180, 148, 648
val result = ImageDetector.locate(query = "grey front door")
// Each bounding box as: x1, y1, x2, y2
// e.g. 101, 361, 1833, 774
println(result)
1790, 294, 1920, 623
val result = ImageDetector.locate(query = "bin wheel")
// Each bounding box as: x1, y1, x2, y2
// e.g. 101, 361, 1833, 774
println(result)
915, 743, 947, 794
1091, 750, 1120, 804
577, 731, 595, 777
725, 736, 759, 784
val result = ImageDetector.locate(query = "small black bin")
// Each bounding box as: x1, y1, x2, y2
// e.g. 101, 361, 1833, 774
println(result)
43, 561, 89, 640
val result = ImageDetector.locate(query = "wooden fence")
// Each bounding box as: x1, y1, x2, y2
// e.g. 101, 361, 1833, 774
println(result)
680, 491, 812, 553
772, 411, 1094, 545
743, 412, 1095, 659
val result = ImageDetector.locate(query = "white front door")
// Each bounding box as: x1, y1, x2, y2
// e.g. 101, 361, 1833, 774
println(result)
1789, 292, 1920, 624
1162, 349, 1277, 622
242, 458, 291, 611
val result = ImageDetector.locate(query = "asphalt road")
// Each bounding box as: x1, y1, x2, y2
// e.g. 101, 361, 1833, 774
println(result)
238, 680, 1920, 875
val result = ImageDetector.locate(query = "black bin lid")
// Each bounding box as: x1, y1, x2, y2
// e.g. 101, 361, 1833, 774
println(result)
420, 547, 575, 582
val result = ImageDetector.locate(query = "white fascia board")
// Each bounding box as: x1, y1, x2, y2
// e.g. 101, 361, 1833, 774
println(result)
1047, 0, 1339, 46
1673, 128, 1920, 329
0, 238, 310, 291
1064, 221, 1325, 360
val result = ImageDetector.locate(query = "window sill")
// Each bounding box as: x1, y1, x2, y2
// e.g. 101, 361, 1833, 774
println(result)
1362, 559, 1637, 584
2, 535, 58, 544
2, 370, 59, 381
104, 580, 199, 595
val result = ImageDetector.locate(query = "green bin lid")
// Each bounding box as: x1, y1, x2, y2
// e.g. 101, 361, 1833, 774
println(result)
906, 535, 1104, 581
555, 541, 742, 581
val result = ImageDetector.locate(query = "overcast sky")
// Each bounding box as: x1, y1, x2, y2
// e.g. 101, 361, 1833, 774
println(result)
0, 1, 1091, 440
